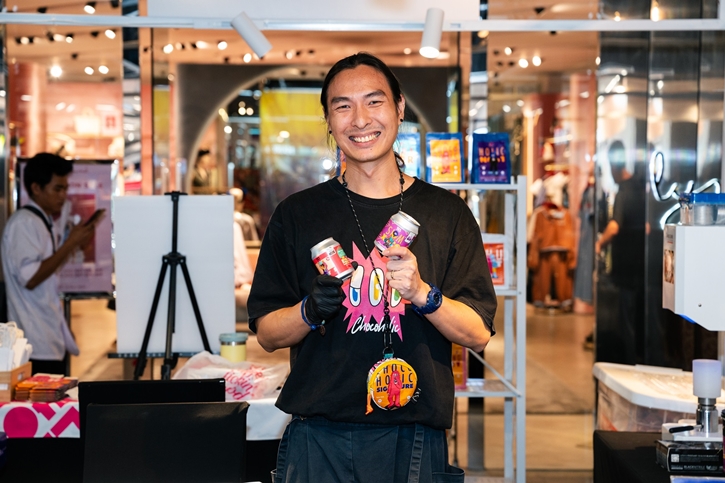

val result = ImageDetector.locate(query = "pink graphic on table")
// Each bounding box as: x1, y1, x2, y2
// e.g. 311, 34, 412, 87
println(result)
0, 400, 79, 438
342, 243, 408, 340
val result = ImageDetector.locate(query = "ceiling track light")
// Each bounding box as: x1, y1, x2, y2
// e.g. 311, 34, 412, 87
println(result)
230, 11, 272, 58
419, 7, 444, 59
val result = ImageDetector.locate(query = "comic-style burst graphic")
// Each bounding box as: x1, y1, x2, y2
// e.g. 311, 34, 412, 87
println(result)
343, 243, 407, 340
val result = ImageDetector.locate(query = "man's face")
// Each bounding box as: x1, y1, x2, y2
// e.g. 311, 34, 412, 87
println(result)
326, 65, 405, 167
31, 174, 69, 216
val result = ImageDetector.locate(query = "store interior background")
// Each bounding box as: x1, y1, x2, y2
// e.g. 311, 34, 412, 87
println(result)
0, 0, 724, 480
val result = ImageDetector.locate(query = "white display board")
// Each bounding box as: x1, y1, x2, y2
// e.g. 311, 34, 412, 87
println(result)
114, 195, 235, 354
148, 0, 479, 23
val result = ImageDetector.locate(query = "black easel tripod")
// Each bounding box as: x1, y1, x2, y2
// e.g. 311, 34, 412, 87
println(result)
134, 192, 211, 380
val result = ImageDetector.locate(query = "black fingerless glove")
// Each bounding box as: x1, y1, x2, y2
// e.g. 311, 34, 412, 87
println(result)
305, 275, 345, 325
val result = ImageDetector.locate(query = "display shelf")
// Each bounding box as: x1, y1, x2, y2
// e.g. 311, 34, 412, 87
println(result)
433, 182, 519, 191
444, 175, 527, 483
455, 378, 518, 398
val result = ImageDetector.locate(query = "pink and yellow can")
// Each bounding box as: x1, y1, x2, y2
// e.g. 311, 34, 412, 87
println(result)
374, 211, 420, 253
311, 238, 354, 280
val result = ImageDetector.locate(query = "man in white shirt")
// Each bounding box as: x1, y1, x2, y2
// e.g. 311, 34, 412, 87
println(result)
2, 153, 99, 375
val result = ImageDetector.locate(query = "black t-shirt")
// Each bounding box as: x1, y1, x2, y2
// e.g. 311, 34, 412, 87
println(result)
611, 176, 646, 287
247, 178, 497, 430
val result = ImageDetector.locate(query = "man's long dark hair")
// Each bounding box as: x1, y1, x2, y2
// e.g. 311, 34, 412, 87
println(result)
320, 52, 403, 118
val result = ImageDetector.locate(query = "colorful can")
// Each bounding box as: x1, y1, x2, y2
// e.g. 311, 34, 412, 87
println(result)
374, 211, 420, 253
311, 238, 354, 280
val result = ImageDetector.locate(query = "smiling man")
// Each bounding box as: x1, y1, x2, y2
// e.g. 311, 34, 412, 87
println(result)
248, 53, 496, 483
1, 153, 100, 375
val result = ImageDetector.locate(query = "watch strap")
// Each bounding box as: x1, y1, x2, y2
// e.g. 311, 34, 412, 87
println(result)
413, 283, 442, 316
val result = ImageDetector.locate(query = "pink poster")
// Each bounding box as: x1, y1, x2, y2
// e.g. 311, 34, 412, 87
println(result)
18, 161, 114, 293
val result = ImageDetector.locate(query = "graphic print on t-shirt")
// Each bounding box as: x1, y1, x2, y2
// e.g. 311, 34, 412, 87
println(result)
343, 243, 408, 340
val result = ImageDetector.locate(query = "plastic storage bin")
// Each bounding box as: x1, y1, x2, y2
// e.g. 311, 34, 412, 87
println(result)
593, 362, 725, 432
679, 192, 725, 225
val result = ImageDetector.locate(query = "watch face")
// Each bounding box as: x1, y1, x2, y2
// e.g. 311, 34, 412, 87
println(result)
431, 287, 443, 306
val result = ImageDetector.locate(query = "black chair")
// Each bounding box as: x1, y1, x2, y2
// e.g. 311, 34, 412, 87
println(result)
83, 401, 248, 482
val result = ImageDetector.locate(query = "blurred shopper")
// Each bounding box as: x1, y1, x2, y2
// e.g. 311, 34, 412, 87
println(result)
595, 140, 646, 363
233, 220, 254, 322
2, 153, 101, 375
192, 149, 215, 194
248, 53, 496, 483
230, 187, 259, 243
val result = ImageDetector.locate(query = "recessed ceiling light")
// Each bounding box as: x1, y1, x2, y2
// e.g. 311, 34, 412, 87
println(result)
243, 53, 252, 63
403, 48, 412, 55
503, 105, 511, 113
477, 30, 489, 39
504, 47, 513, 55
517, 99, 524, 107
53, 33, 65, 42
50, 65, 62, 78
104, 29, 115, 39
518, 59, 529, 68
532, 56, 542, 66
84, 2, 96, 14
65, 34, 74, 43
595, 56, 601, 65
84, 66, 94, 75
285, 50, 294, 59
20, 37, 29, 45
217, 41, 228, 50
162, 44, 173, 54
98, 65, 109, 74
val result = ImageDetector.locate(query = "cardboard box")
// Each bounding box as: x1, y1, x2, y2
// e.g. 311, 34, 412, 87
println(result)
0, 362, 32, 402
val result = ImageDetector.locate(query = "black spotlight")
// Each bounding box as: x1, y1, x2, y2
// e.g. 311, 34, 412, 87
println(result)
90, 31, 100, 38
71, 53, 79, 60
37, 6, 47, 13
534, 6, 545, 15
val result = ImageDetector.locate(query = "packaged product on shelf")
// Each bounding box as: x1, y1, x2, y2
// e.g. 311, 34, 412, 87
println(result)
471, 132, 511, 184
482, 233, 512, 290
425, 132, 465, 183
396, 132, 422, 178
452, 343, 467, 390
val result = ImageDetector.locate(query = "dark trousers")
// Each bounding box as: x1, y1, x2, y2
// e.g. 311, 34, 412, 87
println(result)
274, 416, 464, 483
30, 353, 69, 376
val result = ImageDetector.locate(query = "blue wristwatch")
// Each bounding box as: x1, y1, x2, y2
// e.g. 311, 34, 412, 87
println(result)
413, 283, 443, 316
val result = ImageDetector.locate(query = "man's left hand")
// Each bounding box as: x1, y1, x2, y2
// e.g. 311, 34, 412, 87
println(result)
383, 246, 428, 307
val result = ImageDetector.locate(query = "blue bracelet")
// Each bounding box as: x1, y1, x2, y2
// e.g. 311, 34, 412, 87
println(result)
300, 296, 323, 331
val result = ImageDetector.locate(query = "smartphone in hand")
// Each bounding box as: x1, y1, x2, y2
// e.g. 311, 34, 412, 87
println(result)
84, 209, 106, 226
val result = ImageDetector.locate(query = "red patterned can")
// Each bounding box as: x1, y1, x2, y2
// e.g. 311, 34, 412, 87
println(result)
311, 238, 354, 280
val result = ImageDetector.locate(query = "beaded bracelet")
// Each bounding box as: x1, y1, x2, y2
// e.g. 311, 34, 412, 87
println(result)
300, 296, 324, 331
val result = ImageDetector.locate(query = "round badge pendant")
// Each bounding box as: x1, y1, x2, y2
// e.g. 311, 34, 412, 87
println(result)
366, 357, 418, 412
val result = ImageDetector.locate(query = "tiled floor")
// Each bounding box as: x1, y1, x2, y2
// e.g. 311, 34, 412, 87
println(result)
68, 298, 596, 482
